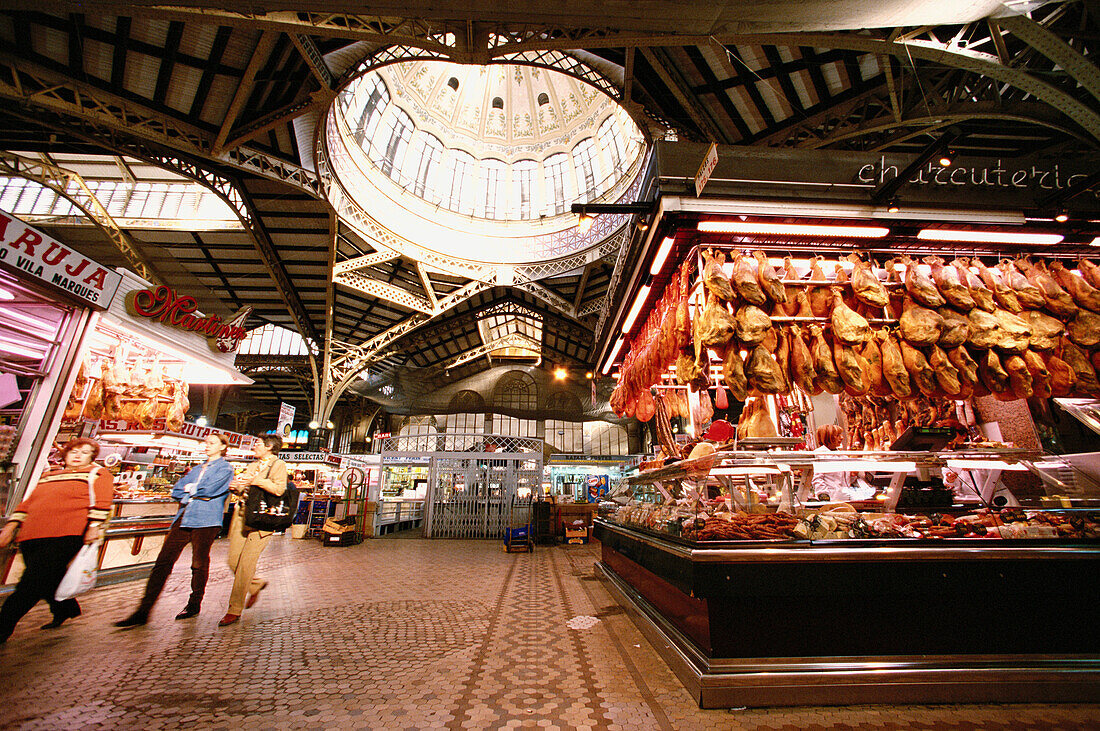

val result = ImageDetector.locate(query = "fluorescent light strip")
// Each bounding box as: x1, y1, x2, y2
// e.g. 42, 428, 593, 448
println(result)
697, 221, 890, 238
1090, 236, 1100, 247
620, 284, 651, 334
917, 229, 1063, 245
649, 237, 675, 276
601, 337, 625, 375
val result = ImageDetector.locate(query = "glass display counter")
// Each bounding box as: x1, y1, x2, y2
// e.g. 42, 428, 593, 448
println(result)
595, 448, 1100, 708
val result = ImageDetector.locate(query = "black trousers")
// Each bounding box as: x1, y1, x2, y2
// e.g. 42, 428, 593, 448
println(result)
0, 535, 84, 641
137, 518, 220, 613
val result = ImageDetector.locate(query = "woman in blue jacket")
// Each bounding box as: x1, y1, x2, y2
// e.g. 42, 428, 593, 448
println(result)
115, 433, 234, 626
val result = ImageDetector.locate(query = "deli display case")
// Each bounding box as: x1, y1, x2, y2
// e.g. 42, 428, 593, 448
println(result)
594, 447, 1100, 708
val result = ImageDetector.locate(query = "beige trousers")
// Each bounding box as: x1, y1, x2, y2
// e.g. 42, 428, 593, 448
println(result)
226, 506, 273, 614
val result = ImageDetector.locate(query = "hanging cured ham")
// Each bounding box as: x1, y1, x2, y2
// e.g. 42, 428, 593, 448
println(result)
745, 344, 786, 394
952, 258, 995, 312
1018, 259, 1078, 319
1078, 259, 1100, 289
901, 255, 946, 308
899, 297, 944, 346
787, 326, 818, 395
846, 254, 888, 308
966, 309, 1001, 350
774, 328, 791, 393
1027, 311, 1065, 351
947, 346, 979, 387
860, 335, 890, 397
695, 293, 736, 350
781, 257, 802, 315
1048, 261, 1100, 313
809, 325, 844, 394
830, 288, 871, 344
730, 251, 766, 306
936, 308, 969, 349
925, 255, 975, 310
1059, 339, 1100, 395
974, 258, 1022, 313
900, 340, 936, 396
878, 330, 912, 399
992, 308, 1031, 353
997, 259, 1046, 310
807, 257, 832, 318
720, 343, 748, 402
701, 248, 737, 303
833, 340, 866, 394
733, 304, 771, 346
754, 251, 786, 304
1066, 309, 1100, 348
979, 349, 1011, 394
1045, 352, 1077, 397
1023, 350, 1052, 399
1002, 354, 1033, 400
738, 396, 776, 439
928, 344, 962, 396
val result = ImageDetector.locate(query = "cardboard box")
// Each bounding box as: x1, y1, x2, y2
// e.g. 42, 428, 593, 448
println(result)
565, 527, 588, 544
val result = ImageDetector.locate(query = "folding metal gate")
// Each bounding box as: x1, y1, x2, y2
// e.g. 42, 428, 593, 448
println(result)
380, 433, 543, 539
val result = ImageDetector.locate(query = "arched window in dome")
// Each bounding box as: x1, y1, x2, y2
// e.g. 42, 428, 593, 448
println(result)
543, 152, 571, 215
447, 77, 460, 91
352, 75, 390, 147
376, 108, 414, 177
492, 371, 538, 412
598, 115, 624, 174
405, 131, 444, 199
480, 158, 506, 219
512, 159, 536, 219
444, 150, 477, 215
491, 97, 504, 110
448, 390, 485, 412
572, 137, 599, 201
537, 92, 550, 106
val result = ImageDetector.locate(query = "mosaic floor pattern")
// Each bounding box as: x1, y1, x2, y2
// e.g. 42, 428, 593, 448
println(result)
0, 535, 1097, 729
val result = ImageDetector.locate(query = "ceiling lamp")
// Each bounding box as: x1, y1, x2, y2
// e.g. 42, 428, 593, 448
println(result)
601, 337, 625, 374
577, 212, 595, 233
697, 221, 890, 238
938, 149, 956, 167
1054, 211, 1070, 223
916, 229, 1064, 245
886, 198, 900, 214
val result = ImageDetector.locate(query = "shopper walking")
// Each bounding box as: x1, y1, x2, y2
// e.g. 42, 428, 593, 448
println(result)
115, 433, 233, 627
0, 438, 114, 643
220, 434, 287, 627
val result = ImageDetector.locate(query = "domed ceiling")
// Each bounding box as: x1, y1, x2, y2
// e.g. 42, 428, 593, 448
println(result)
323, 58, 647, 268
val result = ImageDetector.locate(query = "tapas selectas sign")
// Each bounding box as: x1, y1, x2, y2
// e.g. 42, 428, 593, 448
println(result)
125, 285, 252, 353
0, 209, 122, 308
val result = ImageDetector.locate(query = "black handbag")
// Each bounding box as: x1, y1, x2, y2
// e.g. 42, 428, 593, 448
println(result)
243, 464, 300, 531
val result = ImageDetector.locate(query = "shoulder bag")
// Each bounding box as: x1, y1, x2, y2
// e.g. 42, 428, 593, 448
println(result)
244, 462, 300, 532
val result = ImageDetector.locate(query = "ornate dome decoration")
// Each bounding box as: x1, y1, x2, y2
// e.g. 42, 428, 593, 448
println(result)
322, 50, 648, 270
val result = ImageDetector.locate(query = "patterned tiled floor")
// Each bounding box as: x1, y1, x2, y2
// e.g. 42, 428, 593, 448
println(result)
0, 535, 1098, 730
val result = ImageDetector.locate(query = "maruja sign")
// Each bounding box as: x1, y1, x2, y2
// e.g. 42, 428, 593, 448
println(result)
126, 285, 252, 353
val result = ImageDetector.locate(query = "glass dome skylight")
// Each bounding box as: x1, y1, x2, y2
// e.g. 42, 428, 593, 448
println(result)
323, 58, 647, 268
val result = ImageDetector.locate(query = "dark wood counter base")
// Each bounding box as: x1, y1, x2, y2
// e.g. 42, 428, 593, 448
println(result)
596, 521, 1100, 708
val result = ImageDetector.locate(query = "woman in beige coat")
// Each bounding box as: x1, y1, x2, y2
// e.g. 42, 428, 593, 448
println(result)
220, 434, 288, 626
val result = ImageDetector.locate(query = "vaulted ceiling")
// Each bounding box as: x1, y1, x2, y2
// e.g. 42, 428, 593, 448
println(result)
0, 0, 1096, 420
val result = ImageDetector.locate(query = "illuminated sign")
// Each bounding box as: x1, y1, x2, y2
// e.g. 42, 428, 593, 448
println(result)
125, 285, 252, 353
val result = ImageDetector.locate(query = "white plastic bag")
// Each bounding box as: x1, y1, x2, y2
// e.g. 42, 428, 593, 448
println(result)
54, 542, 100, 601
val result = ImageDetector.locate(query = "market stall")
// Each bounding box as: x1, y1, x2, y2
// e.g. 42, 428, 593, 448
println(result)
594, 147, 1100, 706
4, 265, 253, 586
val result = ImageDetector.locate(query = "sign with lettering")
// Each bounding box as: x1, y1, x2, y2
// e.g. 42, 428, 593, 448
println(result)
125, 285, 252, 353
0, 210, 122, 308
276, 402, 295, 438
280, 451, 342, 466
91, 417, 256, 448
694, 142, 718, 197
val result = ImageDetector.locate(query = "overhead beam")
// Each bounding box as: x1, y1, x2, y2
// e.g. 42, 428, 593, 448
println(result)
289, 32, 335, 89
212, 31, 278, 156
638, 46, 726, 142
996, 13, 1100, 104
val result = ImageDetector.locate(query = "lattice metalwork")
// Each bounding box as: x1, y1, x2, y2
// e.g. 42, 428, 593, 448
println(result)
332, 251, 402, 274
0, 152, 160, 283
334, 271, 435, 313
383, 433, 543, 455
0, 56, 323, 198
446, 332, 543, 369
492, 48, 620, 99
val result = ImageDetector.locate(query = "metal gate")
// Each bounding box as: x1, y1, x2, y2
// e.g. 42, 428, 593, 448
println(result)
380, 433, 543, 539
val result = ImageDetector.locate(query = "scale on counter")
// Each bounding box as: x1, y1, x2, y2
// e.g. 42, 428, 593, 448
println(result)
889, 426, 954, 451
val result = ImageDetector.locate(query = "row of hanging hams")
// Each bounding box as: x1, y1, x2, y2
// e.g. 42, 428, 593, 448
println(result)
840, 393, 975, 451
610, 248, 1100, 422
63, 354, 191, 430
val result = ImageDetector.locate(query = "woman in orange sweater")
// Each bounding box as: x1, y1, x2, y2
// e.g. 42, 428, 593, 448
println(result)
0, 438, 114, 643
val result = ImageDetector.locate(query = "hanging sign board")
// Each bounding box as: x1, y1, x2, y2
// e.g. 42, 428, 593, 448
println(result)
694, 142, 718, 197
0, 209, 122, 309
125, 284, 252, 353
276, 402, 295, 439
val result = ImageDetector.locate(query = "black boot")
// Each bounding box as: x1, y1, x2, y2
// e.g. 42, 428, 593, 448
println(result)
114, 609, 149, 628
41, 602, 81, 629
175, 606, 200, 620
